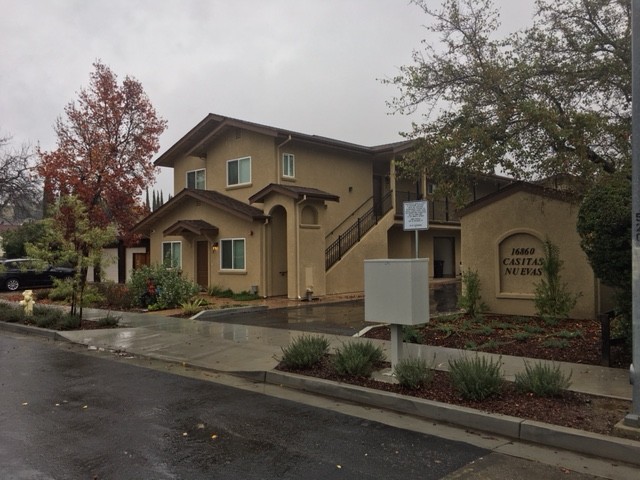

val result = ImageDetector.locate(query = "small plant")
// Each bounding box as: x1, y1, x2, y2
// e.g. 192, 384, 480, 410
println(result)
393, 356, 435, 389
207, 285, 225, 297
524, 325, 545, 335
333, 341, 385, 377
33, 306, 64, 328
556, 329, 583, 339
534, 239, 581, 323
180, 297, 207, 316
96, 314, 120, 328
448, 354, 503, 401
514, 332, 532, 342
464, 341, 478, 350
473, 325, 494, 336
457, 269, 487, 319
477, 339, 504, 351
402, 325, 423, 344
59, 314, 81, 330
280, 335, 330, 369
435, 324, 455, 337
0, 303, 24, 323
515, 361, 572, 397
542, 338, 569, 349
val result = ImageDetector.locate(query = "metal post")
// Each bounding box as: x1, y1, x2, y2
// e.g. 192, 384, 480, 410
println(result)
627, 0, 640, 427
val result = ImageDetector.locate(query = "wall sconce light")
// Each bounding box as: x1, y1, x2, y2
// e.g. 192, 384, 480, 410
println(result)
212, 242, 219, 253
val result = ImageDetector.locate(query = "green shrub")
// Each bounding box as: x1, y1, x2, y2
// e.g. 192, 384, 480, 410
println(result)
49, 278, 75, 301
556, 329, 583, 339
59, 314, 81, 330
402, 325, 423, 344
448, 354, 503, 401
94, 282, 135, 310
34, 289, 51, 301
33, 306, 64, 328
514, 332, 532, 342
180, 298, 207, 316
232, 290, 260, 301
515, 361, 572, 397
333, 341, 385, 377
128, 264, 199, 309
207, 285, 225, 296
0, 303, 24, 323
280, 335, 330, 369
542, 338, 569, 349
394, 356, 435, 389
534, 239, 580, 323
96, 314, 120, 328
458, 269, 487, 318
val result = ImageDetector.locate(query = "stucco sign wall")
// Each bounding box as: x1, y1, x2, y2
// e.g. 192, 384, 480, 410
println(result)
498, 232, 544, 297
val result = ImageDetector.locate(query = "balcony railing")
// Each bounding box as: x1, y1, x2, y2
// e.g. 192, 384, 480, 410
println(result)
395, 191, 459, 223
325, 190, 393, 270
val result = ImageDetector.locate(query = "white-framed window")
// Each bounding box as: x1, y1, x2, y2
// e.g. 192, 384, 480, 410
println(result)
427, 183, 437, 195
186, 169, 205, 189
220, 238, 245, 270
162, 241, 182, 268
282, 153, 295, 178
227, 156, 251, 186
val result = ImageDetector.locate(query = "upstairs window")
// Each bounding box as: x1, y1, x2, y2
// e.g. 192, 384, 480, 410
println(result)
282, 153, 295, 178
227, 156, 251, 186
220, 238, 245, 270
186, 169, 205, 189
162, 241, 182, 269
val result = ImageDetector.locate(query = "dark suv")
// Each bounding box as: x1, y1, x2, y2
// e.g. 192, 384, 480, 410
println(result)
0, 258, 75, 291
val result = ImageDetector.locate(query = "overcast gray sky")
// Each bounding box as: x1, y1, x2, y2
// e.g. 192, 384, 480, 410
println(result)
0, 0, 534, 195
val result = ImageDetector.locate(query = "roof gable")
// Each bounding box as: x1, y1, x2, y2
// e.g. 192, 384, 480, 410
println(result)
249, 184, 339, 204
133, 188, 267, 233
457, 182, 579, 218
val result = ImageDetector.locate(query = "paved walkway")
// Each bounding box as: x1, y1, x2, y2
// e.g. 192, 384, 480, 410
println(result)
68, 306, 632, 401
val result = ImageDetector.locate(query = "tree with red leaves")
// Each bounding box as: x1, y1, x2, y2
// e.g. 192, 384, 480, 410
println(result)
37, 61, 167, 245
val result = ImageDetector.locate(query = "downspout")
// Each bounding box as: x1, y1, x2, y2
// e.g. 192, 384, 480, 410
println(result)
276, 135, 292, 184
295, 194, 307, 299
262, 217, 269, 297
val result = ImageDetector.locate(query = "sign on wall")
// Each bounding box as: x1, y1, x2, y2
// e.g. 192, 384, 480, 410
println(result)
498, 232, 544, 296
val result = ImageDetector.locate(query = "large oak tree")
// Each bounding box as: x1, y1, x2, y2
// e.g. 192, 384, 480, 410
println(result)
38, 61, 167, 244
388, 0, 630, 198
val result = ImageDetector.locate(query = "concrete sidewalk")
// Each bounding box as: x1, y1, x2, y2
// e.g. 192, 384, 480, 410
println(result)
5, 306, 640, 468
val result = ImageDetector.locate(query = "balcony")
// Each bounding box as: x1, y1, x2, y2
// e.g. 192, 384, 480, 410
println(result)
395, 191, 459, 224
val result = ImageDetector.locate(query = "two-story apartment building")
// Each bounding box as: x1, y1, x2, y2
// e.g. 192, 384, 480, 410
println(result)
133, 113, 509, 299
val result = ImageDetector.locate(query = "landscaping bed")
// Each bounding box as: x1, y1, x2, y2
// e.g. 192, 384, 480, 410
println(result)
362, 313, 631, 368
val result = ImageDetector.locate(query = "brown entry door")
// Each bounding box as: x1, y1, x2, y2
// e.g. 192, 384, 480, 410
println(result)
196, 241, 209, 289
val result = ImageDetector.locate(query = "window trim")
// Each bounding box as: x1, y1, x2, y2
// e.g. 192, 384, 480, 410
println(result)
220, 238, 246, 271
162, 241, 182, 269
282, 153, 295, 178
226, 156, 251, 187
186, 168, 206, 190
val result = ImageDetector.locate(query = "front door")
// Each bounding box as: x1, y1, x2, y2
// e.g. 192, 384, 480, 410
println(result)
196, 241, 209, 289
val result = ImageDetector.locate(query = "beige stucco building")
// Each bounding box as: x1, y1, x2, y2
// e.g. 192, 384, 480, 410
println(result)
134, 113, 509, 299
458, 182, 613, 319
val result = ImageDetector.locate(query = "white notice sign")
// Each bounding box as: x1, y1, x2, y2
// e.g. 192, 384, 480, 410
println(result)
403, 200, 429, 230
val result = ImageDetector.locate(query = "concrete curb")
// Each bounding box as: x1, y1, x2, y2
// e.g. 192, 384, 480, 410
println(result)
265, 370, 640, 468
0, 320, 70, 342
192, 305, 268, 320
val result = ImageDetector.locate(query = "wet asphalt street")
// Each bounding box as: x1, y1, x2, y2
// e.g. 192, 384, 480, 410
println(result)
0, 331, 485, 479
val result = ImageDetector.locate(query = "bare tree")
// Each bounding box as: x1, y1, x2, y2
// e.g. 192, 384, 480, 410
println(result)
0, 135, 41, 222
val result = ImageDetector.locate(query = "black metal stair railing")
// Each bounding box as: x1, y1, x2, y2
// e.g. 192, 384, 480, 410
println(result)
325, 190, 393, 270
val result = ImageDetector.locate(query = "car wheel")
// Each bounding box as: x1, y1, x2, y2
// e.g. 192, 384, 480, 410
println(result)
6, 278, 20, 291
